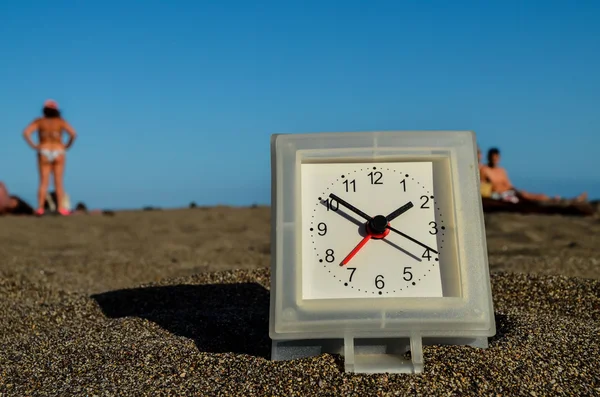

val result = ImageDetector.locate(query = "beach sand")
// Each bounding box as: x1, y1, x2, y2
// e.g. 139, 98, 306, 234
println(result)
1, 208, 599, 395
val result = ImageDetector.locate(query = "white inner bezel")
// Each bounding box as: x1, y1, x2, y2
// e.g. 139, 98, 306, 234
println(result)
270, 131, 494, 340
300, 160, 449, 300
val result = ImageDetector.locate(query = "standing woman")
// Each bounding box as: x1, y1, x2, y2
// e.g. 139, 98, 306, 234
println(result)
23, 99, 77, 216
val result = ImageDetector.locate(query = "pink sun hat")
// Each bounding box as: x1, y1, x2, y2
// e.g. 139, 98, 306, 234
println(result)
44, 99, 59, 109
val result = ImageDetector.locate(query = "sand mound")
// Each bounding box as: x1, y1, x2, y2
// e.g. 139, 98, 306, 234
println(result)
1, 269, 598, 396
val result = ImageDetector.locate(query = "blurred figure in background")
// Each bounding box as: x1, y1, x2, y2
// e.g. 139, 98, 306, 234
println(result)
23, 99, 77, 216
0, 182, 34, 216
44, 190, 72, 213
482, 147, 587, 203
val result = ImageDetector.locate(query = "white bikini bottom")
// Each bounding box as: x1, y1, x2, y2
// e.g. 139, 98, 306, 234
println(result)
40, 149, 64, 162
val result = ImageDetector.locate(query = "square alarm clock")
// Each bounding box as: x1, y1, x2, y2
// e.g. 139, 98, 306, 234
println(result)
269, 130, 495, 374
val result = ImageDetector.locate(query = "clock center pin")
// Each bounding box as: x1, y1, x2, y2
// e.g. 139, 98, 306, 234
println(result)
367, 215, 390, 238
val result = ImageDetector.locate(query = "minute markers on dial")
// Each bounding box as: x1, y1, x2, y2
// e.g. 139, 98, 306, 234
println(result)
305, 164, 444, 297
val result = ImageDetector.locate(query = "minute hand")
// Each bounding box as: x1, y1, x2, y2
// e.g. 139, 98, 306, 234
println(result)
328, 193, 372, 221
386, 225, 439, 254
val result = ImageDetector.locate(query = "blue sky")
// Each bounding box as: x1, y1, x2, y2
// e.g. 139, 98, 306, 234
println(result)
1, 0, 598, 209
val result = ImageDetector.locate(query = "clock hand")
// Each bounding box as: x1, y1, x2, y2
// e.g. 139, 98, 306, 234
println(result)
381, 239, 422, 262
319, 201, 363, 227
327, 194, 435, 258
386, 224, 439, 254
385, 201, 414, 222
340, 234, 372, 266
328, 193, 372, 222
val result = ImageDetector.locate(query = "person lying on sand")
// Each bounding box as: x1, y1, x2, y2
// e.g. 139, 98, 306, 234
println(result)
22, 99, 77, 216
481, 147, 587, 204
0, 182, 35, 215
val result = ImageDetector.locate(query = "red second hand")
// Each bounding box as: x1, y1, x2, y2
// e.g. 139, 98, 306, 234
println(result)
340, 234, 372, 266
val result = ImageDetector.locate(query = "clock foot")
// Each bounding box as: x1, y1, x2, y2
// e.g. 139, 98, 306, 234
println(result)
343, 335, 424, 374
271, 336, 427, 374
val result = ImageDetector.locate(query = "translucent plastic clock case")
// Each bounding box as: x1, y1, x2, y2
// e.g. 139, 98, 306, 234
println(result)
269, 131, 495, 374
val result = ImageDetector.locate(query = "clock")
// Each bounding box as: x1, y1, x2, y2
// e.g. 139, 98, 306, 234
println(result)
269, 131, 495, 374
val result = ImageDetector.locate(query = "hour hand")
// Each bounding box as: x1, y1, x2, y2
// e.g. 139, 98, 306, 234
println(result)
328, 194, 372, 222
386, 201, 413, 222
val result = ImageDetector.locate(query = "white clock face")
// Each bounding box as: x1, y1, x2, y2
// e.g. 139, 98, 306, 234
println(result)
301, 161, 445, 300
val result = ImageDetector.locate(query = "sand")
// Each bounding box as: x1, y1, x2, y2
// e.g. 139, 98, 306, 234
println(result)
1, 208, 599, 395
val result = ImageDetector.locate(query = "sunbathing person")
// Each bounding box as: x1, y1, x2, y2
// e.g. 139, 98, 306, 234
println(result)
0, 182, 35, 215
22, 99, 77, 216
481, 148, 587, 203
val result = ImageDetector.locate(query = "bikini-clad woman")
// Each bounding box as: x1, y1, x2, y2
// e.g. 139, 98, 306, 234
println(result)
23, 99, 77, 216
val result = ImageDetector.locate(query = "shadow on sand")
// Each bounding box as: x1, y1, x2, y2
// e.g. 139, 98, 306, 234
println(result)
91, 282, 271, 358
91, 284, 513, 362
486, 313, 516, 347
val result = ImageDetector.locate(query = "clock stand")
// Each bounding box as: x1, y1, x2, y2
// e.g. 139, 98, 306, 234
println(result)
272, 335, 489, 374
269, 131, 496, 374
